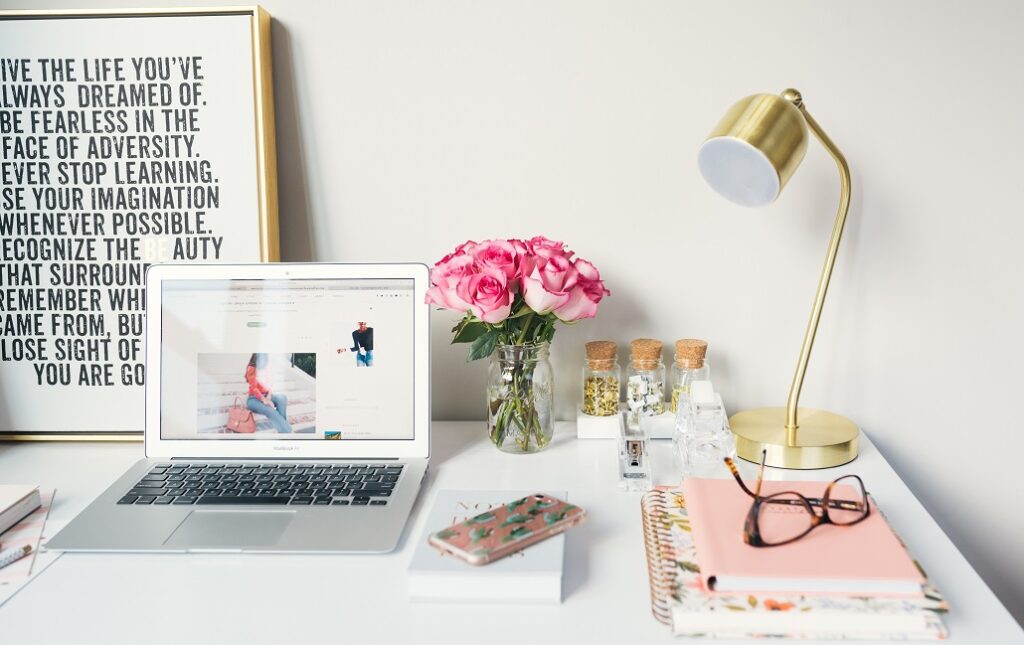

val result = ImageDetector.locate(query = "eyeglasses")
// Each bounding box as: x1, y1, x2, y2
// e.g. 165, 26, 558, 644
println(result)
723, 450, 871, 547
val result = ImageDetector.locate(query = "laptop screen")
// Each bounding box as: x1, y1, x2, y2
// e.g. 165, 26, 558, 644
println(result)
158, 278, 416, 441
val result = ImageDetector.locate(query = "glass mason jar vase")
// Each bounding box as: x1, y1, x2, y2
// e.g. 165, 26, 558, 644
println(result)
487, 342, 554, 453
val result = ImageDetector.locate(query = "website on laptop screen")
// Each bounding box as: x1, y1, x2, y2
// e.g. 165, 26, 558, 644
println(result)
159, 278, 415, 440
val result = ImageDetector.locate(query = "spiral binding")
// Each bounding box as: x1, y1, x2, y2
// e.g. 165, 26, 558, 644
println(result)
640, 489, 679, 626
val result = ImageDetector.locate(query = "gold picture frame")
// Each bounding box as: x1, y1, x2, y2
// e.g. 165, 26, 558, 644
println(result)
0, 6, 279, 441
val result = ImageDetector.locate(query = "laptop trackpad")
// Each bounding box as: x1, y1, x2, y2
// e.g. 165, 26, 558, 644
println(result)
164, 510, 294, 548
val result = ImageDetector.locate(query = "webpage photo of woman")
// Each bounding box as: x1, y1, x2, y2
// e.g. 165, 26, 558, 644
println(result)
195, 353, 317, 437
246, 353, 293, 433
338, 321, 374, 367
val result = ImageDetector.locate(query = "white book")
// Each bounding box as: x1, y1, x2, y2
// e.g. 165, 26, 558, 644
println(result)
407, 489, 566, 604
0, 486, 41, 537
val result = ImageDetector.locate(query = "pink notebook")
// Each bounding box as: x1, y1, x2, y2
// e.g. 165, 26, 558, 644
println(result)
682, 478, 925, 596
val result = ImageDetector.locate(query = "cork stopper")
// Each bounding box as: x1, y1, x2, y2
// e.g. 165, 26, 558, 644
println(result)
674, 338, 708, 368
630, 338, 663, 368
585, 340, 617, 369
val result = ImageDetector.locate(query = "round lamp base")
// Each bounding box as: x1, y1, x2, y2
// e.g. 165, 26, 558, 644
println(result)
729, 407, 859, 470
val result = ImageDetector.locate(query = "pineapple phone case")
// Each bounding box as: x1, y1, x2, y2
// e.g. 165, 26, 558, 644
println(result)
427, 493, 586, 565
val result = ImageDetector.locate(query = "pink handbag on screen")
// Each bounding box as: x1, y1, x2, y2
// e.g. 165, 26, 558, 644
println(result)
226, 397, 257, 433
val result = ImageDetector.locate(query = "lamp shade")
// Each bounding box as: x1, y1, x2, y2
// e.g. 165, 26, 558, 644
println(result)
698, 93, 808, 207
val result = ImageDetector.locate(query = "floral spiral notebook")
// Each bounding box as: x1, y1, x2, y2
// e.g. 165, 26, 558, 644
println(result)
640, 488, 949, 640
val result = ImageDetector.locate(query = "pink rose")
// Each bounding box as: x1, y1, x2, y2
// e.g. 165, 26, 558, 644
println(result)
526, 236, 571, 258
554, 258, 609, 321
456, 272, 511, 323
521, 251, 578, 314
471, 239, 521, 286
425, 253, 477, 311
509, 238, 529, 256
437, 239, 478, 265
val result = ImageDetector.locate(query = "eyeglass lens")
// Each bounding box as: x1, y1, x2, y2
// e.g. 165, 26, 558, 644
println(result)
756, 492, 815, 545
826, 475, 869, 525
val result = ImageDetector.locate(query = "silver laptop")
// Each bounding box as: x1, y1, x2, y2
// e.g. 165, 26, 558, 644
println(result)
48, 263, 431, 553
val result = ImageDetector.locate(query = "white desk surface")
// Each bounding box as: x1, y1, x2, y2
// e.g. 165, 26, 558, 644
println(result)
1, 421, 1021, 644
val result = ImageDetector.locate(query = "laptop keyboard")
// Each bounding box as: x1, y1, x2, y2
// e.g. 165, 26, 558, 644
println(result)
116, 463, 403, 507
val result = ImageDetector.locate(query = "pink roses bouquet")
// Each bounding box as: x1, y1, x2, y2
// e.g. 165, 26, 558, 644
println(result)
426, 236, 610, 360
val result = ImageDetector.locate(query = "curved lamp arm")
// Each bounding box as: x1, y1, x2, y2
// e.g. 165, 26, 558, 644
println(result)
783, 90, 852, 442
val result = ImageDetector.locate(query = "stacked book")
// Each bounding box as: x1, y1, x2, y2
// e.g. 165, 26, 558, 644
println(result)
0, 486, 41, 535
641, 480, 948, 639
407, 490, 567, 603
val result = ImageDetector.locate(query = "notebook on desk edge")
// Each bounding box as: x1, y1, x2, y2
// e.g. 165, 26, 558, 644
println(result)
640, 487, 948, 640
682, 478, 925, 596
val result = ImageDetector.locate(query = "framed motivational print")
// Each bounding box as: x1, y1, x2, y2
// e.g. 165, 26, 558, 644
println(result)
0, 7, 279, 440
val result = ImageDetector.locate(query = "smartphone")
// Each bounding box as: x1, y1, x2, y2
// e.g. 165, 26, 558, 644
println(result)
427, 493, 586, 565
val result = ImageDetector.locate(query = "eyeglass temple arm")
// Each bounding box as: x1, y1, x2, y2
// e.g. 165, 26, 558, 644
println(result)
723, 457, 758, 499
754, 450, 767, 496
725, 455, 868, 511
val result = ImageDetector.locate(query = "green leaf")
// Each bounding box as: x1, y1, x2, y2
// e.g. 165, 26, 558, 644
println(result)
543, 510, 567, 525
500, 513, 531, 527
470, 527, 493, 544
468, 329, 500, 361
464, 511, 496, 525
526, 500, 556, 515
452, 320, 488, 344
506, 497, 528, 512
677, 560, 701, 573
434, 528, 458, 540
501, 526, 533, 543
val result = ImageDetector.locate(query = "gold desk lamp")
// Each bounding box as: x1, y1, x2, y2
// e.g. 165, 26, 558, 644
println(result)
697, 88, 858, 469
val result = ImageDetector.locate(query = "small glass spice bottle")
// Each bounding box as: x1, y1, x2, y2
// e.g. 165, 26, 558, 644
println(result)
626, 338, 666, 428
670, 339, 709, 412
581, 340, 620, 417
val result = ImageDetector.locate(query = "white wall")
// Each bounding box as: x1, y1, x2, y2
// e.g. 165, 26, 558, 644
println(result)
9, 0, 1023, 623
